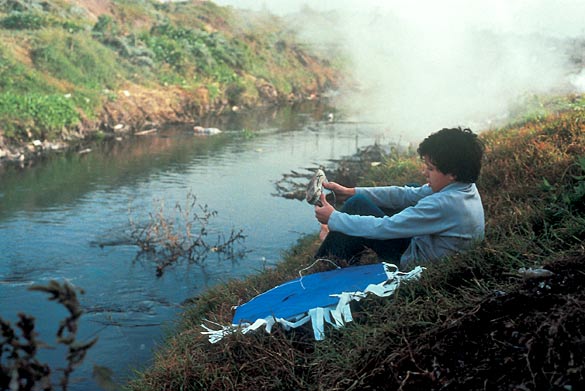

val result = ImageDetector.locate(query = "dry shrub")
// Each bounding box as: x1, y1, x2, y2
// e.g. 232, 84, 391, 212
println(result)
0, 281, 97, 391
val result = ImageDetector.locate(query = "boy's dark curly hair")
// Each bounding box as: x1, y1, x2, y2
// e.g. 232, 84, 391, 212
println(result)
417, 127, 484, 183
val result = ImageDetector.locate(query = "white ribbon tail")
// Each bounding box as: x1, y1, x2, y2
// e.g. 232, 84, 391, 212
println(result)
201, 263, 425, 343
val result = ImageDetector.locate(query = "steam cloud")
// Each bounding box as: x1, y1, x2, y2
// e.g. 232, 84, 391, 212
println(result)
215, 0, 585, 139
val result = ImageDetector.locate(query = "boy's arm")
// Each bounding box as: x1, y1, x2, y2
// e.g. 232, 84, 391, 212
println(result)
328, 195, 454, 240
356, 184, 432, 209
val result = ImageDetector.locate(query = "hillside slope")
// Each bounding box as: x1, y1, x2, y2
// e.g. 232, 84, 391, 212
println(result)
0, 0, 342, 163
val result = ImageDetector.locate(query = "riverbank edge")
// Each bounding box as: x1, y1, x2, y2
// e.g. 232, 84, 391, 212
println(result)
0, 0, 345, 169
0, 85, 331, 169
127, 103, 585, 390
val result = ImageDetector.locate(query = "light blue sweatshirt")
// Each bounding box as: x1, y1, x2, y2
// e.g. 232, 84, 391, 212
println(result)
328, 182, 485, 267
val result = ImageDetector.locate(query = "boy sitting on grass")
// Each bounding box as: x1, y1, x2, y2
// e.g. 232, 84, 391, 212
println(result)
314, 127, 485, 269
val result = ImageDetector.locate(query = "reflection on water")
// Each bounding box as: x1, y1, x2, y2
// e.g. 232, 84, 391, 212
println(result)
0, 102, 394, 389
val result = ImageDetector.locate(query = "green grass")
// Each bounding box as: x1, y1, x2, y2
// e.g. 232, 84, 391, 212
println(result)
0, 10, 50, 30
0, 27, 126, 139
31, 29, 123, 90
0, 92, 79, 140
0, 47, 50, 94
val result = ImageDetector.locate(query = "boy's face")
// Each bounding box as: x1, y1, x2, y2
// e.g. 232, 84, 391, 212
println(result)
422, 156, 456, 192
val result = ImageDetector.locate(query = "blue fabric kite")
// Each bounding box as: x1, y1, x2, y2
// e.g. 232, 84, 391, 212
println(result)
202, 262, 424, 342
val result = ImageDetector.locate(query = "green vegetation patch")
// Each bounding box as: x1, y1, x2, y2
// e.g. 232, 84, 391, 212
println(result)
0, 92, 79, 140
0, 9, 86, 32
31, 29, 123, 90
143, 23, 247, 76
0, 48, 51, 94
0, 10, 49, 29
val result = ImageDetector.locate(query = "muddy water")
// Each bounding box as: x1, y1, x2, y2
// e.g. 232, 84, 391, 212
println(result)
0, 103, 394, 389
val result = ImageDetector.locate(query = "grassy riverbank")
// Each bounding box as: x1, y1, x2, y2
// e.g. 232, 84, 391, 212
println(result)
128, 96, 585, 390
0, 0, 341, 163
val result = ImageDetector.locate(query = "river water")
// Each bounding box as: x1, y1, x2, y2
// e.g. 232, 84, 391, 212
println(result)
0, 103, 394, 389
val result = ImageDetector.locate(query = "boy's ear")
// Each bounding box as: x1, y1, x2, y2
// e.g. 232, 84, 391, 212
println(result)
448, 173, 457, 181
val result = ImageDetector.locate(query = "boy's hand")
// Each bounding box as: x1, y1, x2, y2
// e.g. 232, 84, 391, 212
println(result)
315, 193, 335, 224
323, 181, 355, 202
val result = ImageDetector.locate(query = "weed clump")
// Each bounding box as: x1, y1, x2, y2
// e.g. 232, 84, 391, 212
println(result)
128, 191, 247, 276
0, 281, 96, 391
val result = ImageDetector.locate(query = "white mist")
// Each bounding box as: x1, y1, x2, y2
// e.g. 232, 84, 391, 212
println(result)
214, 0, 585, 138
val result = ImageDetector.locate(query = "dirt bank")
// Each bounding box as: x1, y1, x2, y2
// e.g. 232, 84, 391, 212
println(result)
0, 82, 330, 169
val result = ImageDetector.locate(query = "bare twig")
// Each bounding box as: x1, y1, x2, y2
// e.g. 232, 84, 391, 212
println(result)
1, 281, 97, 391
128, 191, 247, 275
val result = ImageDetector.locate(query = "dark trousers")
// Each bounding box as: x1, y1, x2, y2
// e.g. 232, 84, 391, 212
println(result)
315, 194, 410, 264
